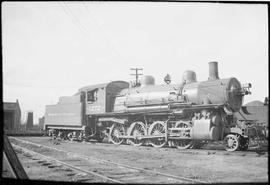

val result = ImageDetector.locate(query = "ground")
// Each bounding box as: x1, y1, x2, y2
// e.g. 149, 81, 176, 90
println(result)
4, 136, 269, 183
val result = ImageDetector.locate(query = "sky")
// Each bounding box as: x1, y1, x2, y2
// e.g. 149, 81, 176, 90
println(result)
2, 2, 268, 124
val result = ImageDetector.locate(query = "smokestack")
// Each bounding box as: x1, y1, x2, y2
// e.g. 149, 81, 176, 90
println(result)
208, 61, 219, 80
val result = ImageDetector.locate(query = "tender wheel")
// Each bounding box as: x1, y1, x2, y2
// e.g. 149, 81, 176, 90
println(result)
239, 136, 249, 151
171, 121, 193, 149
67, 132, 73, 141
128, 122, 147, 147
60, 131, 68, 140
53, 129, 59, 139
109, 123, 125, 145
67, 131, 79, 141
148, 121, 167, 148
224, 134, 240, 152
48, 129, 54, 137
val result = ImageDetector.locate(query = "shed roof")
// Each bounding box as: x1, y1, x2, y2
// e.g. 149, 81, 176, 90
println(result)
244, 100, 264, 106
235, 105, 268, 124
4, 100, 20, 112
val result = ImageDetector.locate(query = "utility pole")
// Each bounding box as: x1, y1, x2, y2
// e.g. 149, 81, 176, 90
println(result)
130, 68, 143, 87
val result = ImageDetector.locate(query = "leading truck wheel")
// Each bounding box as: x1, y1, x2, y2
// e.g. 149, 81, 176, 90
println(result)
148, 121, 167, 148
109, 123, 125, 145
224, 134, 239, 152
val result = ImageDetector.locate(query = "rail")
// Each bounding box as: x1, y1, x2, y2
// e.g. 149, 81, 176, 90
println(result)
10, 137, 208, 184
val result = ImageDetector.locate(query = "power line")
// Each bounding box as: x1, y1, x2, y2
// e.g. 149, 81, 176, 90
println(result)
81, 2, 123, 60
63, 2, 90, 34
130, 68, 143, 87
58, 2, 89, 36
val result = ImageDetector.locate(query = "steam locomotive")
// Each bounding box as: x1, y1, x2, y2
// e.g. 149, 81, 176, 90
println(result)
44, 62, 252, 151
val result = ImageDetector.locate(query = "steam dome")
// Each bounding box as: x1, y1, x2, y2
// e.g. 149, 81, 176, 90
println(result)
182, 70, 197, 84
140, 75, 155, 86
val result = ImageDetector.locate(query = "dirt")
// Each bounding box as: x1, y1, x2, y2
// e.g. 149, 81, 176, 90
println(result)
7, 136, 268, 183
5, 146, 106, 183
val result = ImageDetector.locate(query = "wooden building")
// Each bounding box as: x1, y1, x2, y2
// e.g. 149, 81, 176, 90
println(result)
38, 116, 45, 130
3, 100, 21, 131
26, 111, 34, 129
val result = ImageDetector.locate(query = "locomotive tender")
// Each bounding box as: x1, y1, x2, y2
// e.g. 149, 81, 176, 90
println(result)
44, 62, 251, 151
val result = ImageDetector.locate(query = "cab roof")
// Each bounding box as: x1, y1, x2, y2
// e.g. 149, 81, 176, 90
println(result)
76, 81, 129, 94
78, 83, 108, 92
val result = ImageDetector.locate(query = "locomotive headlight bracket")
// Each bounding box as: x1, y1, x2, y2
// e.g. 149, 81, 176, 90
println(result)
241, 83, 252, 95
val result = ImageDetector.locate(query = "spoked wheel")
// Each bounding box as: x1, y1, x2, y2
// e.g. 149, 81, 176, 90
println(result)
173, 140, 193, 149
67, 132, 73, 140
224, 134, 240, 152
61, 131, 69, 140
171, 121, 193, 149
109, 123, 125, 145
128, 122, 147, 147
53, 130, 60, 139
67, 132, 77, 141
49, 129, 57, 138
148, 121, 167, 148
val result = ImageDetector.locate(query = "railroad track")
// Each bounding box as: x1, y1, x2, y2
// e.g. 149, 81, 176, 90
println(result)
12, 144, 123, 183
10, 137, 207, 184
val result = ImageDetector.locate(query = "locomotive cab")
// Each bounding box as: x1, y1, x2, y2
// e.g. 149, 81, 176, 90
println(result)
78, 81, 129, 115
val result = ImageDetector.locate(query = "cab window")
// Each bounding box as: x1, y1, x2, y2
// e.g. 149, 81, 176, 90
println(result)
87, 90, 98, 102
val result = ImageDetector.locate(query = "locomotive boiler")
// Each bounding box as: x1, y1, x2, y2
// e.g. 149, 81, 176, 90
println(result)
44, 62, 251, 151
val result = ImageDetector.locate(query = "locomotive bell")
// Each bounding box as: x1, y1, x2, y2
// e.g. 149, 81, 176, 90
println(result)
140, 75, 155, 86
208, 61, 219, 80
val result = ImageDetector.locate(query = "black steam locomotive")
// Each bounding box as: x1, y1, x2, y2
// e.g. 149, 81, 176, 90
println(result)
44, 62, 252, 151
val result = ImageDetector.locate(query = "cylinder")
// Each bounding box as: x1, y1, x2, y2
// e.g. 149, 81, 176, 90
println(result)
190, 119, 220, 141
208, 61, 219, 80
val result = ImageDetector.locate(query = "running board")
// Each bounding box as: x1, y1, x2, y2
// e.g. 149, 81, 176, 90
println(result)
117, 134, 191, 140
